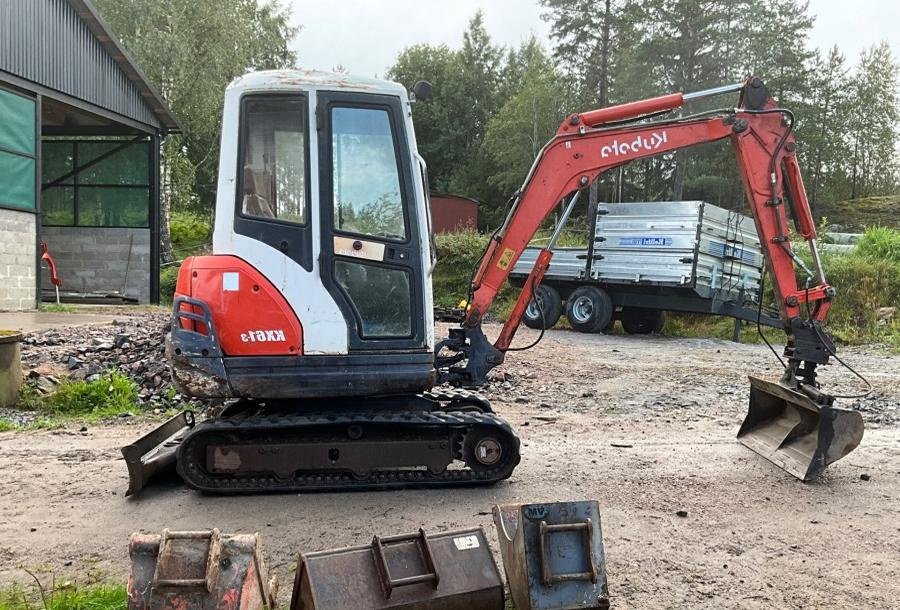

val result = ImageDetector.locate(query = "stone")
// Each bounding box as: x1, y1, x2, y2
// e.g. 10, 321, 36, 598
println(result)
34, 375, 57, 394
876, 307, 896, 322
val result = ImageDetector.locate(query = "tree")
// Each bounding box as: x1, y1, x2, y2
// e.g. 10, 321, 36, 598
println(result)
801, 46, 852, 208
847, 42, 900, 199
540, 0, 621, 107
482, 39, 570, 219
738, 0, 815, 104
389, 12, 510, 222
91, 0, 297, 261
388, 43, 464, 191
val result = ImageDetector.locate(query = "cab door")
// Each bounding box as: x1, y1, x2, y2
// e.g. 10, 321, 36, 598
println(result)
317, 91, 427, 352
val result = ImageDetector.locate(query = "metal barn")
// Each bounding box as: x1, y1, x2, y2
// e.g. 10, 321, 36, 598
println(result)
0, 0, 179, 308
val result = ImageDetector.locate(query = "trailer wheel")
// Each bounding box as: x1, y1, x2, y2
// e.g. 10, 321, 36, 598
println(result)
565, 286, 613, 333
522, 284, 563, 330
621, 307, 666, 334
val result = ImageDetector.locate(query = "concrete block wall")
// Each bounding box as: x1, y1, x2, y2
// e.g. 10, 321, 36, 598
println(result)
40, 227, 151, 303
0, 209, 37, 310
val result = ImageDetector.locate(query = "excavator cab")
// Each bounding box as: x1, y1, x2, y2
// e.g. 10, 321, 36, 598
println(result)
163, 70, 438, 400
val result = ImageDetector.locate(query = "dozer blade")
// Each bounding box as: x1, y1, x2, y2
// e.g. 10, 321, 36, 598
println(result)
738, 377, 864, 481
121, 411, 195, 496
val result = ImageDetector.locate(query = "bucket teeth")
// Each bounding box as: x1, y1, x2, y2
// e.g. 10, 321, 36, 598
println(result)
738, 377, 864, 480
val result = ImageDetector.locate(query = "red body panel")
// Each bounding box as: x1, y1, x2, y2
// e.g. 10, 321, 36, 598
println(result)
175, 255, 302, 356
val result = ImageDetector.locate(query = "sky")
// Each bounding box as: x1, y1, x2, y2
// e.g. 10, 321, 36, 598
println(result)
289, 0, 900, 78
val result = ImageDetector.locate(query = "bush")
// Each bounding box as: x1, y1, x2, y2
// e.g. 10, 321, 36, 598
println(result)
170, 210, 212, 256
822, 240, 900, 346
431, 230, 519, 319
159, 265, 180, 303
432, 230, 490, 308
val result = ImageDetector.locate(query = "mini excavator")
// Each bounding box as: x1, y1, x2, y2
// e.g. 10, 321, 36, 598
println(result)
122, 70, 863, 495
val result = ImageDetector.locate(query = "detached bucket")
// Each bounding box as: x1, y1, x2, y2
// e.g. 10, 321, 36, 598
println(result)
493, 501, 609, 610
738, 376, 864, 481
121, 411, 195, 496
127, 528, 277, 610
290, 527, 503, 609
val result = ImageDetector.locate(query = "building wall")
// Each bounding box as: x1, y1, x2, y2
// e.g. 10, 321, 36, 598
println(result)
429, 194, 478, 234
0, 209, 36, 310
40, 226, 151, 303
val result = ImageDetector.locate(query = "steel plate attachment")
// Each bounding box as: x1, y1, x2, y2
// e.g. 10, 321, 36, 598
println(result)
290, 527, 503, 609
122, 410, 195, 496
493, 501, 610, 610
739, 376, 864, 481
127, 528, 277, 610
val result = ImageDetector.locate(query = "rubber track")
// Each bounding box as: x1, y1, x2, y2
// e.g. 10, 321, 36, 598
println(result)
176, 409, 520, 494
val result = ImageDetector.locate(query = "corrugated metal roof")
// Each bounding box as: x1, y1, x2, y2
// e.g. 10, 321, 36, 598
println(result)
0, 0, 180, 132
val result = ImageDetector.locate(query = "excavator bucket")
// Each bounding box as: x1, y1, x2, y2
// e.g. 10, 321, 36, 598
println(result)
738, 377, 864, 481
121, 411, 195, 496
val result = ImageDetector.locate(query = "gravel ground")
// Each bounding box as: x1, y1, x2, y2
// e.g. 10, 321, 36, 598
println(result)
1, 321, 898, 608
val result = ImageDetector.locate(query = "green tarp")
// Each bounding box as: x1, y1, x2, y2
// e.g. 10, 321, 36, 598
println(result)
0, 88, 36, 210
0, 89, 35, 156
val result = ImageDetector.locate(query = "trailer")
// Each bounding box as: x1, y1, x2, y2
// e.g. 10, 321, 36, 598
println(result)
509, 200, 782, 335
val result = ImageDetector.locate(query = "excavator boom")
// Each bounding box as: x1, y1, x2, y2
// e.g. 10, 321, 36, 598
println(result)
437, 76, 863, 480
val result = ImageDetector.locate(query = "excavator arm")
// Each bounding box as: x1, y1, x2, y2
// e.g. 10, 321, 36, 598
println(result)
437, 77, 863, 480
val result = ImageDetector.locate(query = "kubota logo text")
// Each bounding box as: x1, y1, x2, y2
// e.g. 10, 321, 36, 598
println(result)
241, 329, 286, 343
601, 131, 668, 158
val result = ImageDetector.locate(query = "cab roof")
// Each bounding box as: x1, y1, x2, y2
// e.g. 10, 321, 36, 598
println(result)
228, 69, 408, 98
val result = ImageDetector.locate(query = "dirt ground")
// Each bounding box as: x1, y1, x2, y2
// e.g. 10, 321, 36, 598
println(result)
1, 322, 898, 608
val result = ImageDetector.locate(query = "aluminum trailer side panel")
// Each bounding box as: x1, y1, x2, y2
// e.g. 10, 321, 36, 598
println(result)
512, 201, 764, 302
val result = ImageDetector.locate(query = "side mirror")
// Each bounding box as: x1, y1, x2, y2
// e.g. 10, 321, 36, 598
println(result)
411, 80, 433, 103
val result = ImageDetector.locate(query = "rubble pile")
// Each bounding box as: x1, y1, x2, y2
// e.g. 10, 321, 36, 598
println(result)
20, 312, 177, 407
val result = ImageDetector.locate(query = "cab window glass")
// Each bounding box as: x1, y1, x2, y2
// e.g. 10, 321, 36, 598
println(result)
331, 107, 406, 240
240, 97, 307, 224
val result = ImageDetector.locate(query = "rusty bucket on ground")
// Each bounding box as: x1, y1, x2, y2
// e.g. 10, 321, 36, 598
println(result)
493, 501, 609, 610
121, 410, 195, 496
738, 376, 864, 481
127, 528, 277, 610
290, 527, 504, 610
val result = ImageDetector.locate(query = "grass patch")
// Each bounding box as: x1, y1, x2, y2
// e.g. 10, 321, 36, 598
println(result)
854, 225, 900, 263
38, 303, 76, 314
0, 421, 16, 432
21, 372, 139, 421
0, 583, 126, 610
662, 313, 765, 343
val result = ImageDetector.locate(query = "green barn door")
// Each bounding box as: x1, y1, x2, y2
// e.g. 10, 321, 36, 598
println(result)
0, 87, 36, 211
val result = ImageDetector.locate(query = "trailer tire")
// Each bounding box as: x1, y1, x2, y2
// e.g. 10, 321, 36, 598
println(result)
522, 284, 563, 330
565, 286, 613, 333
621, 307, 666, 335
